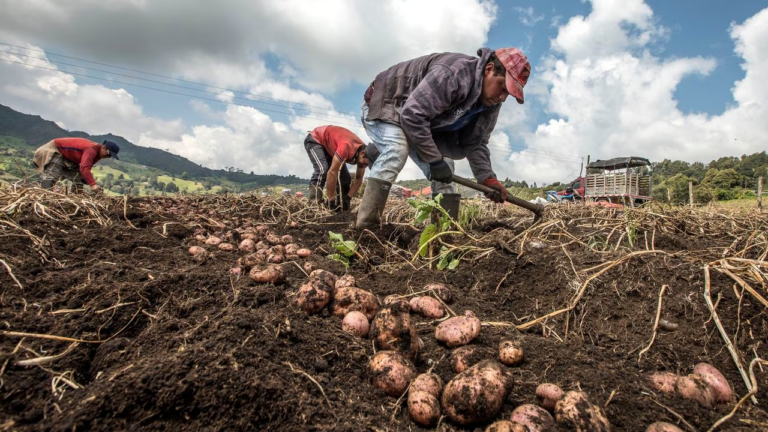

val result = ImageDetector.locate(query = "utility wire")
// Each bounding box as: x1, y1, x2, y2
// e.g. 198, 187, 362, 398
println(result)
0, 52, 584, 164
1, 42, 585, 162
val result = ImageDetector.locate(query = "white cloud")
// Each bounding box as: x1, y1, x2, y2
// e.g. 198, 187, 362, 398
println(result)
514, 6, 544, 27
0, 41, 184, 142
496, 2, 768, 184
0, 0, 497, 92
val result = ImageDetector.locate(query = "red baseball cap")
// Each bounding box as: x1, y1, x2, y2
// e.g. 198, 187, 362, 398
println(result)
495, 47, 530, 104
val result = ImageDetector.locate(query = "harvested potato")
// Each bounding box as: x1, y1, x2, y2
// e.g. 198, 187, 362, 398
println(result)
410, 373, 443, 398
194, 234, 206, 242
408, 390, 441, 427
284, 243, 299, 255
341, 311, 369, 337
450, 346, 485, 373
281, 234, 294, 244
369, 351, 416, 397
499, 340, 524, 366
442, 360, 513, 426
255, 225, 270, 235
693, 363, 732, 403
266, 233, 282, 245
188, 246, 206, 256
205, 236, 222, 246
266, 253, 284, 264
646, 372, 679, 395
241, 232, 257, 241
241, 253, 263, 268
218, 243, 235, 251
383, 295, 402, 304
295, 279, 332, 314
255, 240, 270, 251
303, 261, 314, 273
646, 422, 684, 432
409, 296, 445, 319
249, 263, 285, 284
675, 375, 716, 408
229, 267, 242, 275
239, 239, 256, 252
271, 245, 285, 255
510, 404, 556, 432
331, 287, 379, 320
297, 248, 312, 258
335, 275, 356, 291
536, 383, 564, 411
310, 269, 338, 289
435, 310, 481, 347
555, 391, 611, 431
485, 420, 527, 432
424, 282, 453, 303
369, 301, 420, 360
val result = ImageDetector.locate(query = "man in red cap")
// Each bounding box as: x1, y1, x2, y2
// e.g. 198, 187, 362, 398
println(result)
304, 125, 369, 211
357, 47, 530, 228
33, 138, 120, 192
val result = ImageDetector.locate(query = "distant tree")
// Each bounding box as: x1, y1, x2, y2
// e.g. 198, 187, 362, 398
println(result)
181, 171, 189, 180
165, 181, 179, 193
118, 173, 125, 180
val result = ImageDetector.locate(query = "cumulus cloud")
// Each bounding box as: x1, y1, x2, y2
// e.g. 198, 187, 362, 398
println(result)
0, 41, 184, 142
0, 0, 497, 92
499, 1, 768, 184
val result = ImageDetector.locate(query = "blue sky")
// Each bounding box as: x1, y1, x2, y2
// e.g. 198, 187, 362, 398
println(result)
0, 0, 766, 184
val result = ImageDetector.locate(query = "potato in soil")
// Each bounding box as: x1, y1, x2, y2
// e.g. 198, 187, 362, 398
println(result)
331, 286, 378, 320
435, 310, 481, 347
408, 390, 440, 427
341, 311, 369, 337
295, 279, 332, 314
510, 404, 556, 432
410, 373, 443, 398
441, 360, 513, 426
368, 351, 416, 397
369, 301, 420, 360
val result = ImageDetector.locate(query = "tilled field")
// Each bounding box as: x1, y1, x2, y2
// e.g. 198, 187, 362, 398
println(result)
0, 189, 766, 431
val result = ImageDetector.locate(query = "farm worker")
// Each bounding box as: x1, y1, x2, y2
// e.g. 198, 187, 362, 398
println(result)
357, 47, 530, 228
304, 125, 370, 211
33, 138, 120, 193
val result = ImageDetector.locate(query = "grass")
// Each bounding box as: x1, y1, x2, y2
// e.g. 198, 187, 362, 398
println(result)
705, 198, 762, 210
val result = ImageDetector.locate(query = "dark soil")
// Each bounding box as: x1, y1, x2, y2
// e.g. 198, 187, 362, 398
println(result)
0, 196, 766, 431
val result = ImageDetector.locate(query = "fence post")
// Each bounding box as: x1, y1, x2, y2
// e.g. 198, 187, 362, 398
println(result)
688, 181, 694, 207
759, 176, 763, 210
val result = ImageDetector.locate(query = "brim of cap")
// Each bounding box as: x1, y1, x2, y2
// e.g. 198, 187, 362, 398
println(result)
505, 73, 524, 104
110, 151, 120, 160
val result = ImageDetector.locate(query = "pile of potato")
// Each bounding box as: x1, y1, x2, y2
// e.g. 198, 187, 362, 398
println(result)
188, 224, 312, 284
646, 362, 733, 408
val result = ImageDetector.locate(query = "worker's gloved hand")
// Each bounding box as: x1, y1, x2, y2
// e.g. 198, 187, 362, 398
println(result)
328, 196, 341, 212
482, 178, 507, 203
342, 195, 351, 211
429, 160, 453, 184
91, 184, 103, 194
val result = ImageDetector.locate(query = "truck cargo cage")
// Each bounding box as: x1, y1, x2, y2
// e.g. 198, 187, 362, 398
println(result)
584, 156, 652, 206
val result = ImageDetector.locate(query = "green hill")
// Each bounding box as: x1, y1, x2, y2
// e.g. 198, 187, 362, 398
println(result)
0, 103, 308, 195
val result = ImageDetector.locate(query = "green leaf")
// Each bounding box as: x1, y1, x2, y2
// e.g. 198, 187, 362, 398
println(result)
334, 240, 357, 257
448, 259, 460, 270
418, 223, 436, 257
328, 231, 344, 242
327, 253, 350, 268
437, 253, 451, 270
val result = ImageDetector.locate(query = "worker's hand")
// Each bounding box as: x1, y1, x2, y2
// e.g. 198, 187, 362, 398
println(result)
342, 195, 351, 211
91, 184, 103, 194
328, 196, 341, 212
482, 178, 507, 203
429, 160, 453, 183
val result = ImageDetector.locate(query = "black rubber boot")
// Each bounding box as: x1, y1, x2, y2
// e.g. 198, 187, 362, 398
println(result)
307, 183, 323, 204
432, 193, 461, 222
356, 178, 391, 229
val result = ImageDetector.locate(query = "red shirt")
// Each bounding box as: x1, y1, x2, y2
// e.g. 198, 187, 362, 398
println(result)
310, 126, 367, 168
53, 138, 103, 185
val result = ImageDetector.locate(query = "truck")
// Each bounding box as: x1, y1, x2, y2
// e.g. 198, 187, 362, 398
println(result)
553, 156, 652, 206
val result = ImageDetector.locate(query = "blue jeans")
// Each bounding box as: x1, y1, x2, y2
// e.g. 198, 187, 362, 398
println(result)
361, 101, 455, 194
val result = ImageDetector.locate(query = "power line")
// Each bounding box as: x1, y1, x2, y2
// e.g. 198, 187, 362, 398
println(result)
0, 41, 337, 112
1, 42, 584, 162
0, 54, 583, 165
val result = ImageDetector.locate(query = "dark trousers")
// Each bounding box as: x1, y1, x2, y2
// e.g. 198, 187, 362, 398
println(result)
304, 134, 350, 196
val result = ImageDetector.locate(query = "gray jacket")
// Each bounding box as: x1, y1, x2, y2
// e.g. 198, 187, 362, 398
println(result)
366, 48, 501, 183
